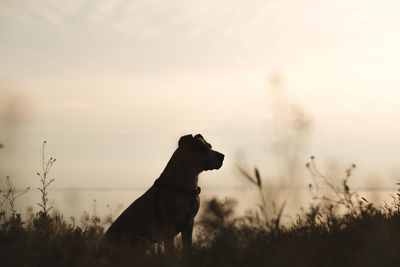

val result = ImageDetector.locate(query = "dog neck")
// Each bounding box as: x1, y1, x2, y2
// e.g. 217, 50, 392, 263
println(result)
159, 149, 200, 189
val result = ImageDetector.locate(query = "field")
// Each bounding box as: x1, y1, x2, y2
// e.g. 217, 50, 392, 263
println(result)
1, 145, 400, 267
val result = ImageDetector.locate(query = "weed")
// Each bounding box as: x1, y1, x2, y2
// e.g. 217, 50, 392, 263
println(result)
36, 140, 56, 216
306, 156, 364, 214
2, 148, 400, 266
1, 176, 29, 219
237, 165, 286, 231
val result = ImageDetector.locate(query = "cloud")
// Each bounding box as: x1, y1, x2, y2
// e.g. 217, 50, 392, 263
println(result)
0, 0, 85, 26
37, 101, 94, 112
88, 0, 124, 24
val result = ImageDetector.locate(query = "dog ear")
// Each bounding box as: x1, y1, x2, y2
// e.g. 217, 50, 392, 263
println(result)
194, 134, 204, 140
193, 134, 212, 150
178, 134, 193, 147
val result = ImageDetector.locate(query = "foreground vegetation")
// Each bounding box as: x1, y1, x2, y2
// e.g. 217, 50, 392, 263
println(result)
1, 143, 400, 266
2, 192, 400, 267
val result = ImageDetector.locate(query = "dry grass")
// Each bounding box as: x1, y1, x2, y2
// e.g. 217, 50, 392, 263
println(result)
1, 144, 400, 266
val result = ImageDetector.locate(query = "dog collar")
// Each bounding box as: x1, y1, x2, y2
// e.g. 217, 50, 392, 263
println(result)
153, 178, 201, 197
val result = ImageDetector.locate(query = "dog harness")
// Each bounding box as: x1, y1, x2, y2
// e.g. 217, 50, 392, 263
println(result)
153, 177, 201, 220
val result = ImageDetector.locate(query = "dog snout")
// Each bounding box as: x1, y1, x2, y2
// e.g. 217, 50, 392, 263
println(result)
205, 150, 225, 170
217, 152, 224, 162
215, 152, 224, 169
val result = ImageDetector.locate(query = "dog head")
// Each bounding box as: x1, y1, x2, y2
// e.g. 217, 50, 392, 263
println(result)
178, 134, 224, 172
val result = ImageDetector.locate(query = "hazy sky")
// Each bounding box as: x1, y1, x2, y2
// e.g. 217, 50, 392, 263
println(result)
1, 0, 400, 190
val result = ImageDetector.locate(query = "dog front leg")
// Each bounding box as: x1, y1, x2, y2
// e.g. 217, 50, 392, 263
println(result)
181, 219, 194, 251
164, 237, 174, 253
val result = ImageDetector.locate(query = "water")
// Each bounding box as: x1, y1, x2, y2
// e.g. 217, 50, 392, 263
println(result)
14, 187, 398, 227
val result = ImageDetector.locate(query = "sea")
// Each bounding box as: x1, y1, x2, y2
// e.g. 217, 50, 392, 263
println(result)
12, 187, 398, 229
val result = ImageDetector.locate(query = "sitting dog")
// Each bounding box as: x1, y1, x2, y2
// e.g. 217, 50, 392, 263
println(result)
105, 134, 224, 251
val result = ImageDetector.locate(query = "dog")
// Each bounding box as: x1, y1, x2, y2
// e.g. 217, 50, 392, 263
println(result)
105, 134, 224, 251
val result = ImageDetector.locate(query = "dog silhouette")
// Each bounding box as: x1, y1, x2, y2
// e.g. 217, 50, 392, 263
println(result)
105, 134, 224, 251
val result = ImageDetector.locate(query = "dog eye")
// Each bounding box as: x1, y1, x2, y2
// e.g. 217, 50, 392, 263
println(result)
194, 143, 209, 152
201, 146, 209, 152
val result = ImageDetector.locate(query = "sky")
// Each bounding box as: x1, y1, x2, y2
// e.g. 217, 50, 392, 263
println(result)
1, 0, 400, 191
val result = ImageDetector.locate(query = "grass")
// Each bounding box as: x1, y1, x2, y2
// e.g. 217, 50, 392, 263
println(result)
1, 145, 400, 266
